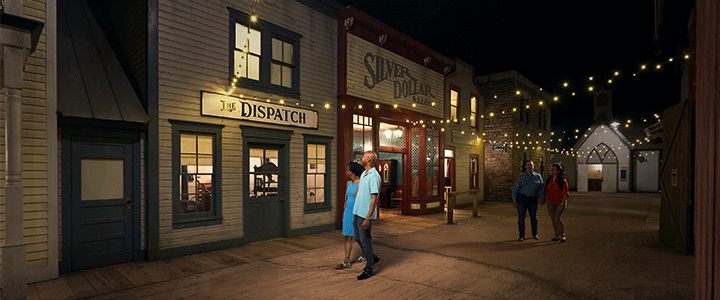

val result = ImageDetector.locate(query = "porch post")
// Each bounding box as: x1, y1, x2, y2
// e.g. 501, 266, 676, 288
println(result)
1, 2, 43, 298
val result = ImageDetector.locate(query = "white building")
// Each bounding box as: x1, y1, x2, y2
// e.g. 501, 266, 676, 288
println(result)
573, 122, 661, 192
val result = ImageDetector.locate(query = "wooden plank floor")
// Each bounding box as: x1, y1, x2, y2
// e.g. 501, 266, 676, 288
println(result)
9, 207, 474, 300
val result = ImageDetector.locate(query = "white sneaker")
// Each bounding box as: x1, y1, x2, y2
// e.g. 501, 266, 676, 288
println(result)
357, 256, 366, 262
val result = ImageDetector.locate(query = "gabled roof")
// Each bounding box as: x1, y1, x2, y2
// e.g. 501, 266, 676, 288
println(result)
572, 120, 662, 152
572, 120, 632, 152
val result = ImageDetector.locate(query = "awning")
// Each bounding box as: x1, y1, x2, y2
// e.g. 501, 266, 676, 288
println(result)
57, 0, 148, 124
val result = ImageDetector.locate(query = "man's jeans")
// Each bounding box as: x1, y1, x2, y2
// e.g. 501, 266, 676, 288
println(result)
517, 194, 538, 237
353, 215, 376, 272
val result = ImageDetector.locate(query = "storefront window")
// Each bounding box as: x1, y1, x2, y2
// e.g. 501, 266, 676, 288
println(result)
379, 122, 405, 148
306, 144, 326, 204
304, 134, 332, 212
353, 114, 373, 156
171, 120, 223, 229
426, 129, 439, 196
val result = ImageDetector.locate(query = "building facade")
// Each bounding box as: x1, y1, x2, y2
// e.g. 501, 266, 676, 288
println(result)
477, 70, 552, 202
336, 7, 455, 216
444, 59, 485, 207
54, 0, 344, 274
0, 0, 57, 287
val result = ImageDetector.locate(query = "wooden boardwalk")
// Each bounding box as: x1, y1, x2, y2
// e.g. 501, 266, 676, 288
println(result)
15, 207, 474, 300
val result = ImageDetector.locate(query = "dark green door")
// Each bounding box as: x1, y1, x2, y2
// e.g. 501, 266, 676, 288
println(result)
246, 145, 284, 242
71, 142, 135, 270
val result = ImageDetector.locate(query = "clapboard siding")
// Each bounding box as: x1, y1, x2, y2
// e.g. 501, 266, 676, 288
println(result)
0, 0, 49, 276
156, 0, 337, 250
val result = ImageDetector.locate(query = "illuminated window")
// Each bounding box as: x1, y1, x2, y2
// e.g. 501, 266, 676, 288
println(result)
450, 89, 459, 123
352, 114, 373, 159
229, 8, 300, 97
469, 154, 479, 190
304, 134, 332, 212
172, 121, 223, 228
470, 96, 478, 128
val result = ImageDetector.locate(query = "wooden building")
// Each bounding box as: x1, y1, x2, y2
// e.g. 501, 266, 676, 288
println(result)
336, 7, 455, 217
0, 0, 56, 290
443, 59, 485, 207
54, 0, 344, 274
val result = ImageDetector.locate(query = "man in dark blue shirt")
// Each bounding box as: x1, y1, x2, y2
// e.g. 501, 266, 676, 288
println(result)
512, 160, 546, 241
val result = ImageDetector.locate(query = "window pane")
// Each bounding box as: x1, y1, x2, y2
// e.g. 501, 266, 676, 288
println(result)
247, 55, 260, 80
283, 41, 293, 63
181, 154, 196, 167
282, 66, 292, 88
352, 124, 364, 152
307, 189, 317, 203
248, 28, 261, 54
316, 174, 324, 188
451, 106, 457, 121
271, 63, 282, 86
81, 159, 124, 201
306, 174, 315, 188
197, 135, 212, 154
315, 188, 324, 203
181, 134, 196, 154
234, 51, 247, 77
307, 144, 317, 159
471, 97, 477, 113
316, 163, 325, 173
272, 38, 283, 61
316, 145, 325, 159
235, 24, 249, 50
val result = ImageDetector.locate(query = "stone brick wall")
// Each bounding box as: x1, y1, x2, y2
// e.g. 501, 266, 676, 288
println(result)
477, 71, 552, 202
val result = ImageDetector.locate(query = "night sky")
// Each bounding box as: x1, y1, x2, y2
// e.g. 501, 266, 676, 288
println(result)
336, 0, 692, 133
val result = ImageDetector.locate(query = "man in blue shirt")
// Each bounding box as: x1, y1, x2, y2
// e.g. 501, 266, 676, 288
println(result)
512, 160, 546, 241
353, 151, 381, 280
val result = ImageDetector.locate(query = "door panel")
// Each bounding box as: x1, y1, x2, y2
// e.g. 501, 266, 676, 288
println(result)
602, 164, 618, 192
247, 146, 283, 242
72, 142, 134, 270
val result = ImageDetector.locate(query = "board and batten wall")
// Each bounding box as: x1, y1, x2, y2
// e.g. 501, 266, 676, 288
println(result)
157, 0, 337, 249
0, 0, 59, 284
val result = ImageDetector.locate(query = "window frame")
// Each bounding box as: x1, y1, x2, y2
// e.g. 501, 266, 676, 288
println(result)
303, 134, 333, 213
170, 120, 224, 229
470, 94, 479, 130
449, 87, 460, 124
228, 7, 302, 98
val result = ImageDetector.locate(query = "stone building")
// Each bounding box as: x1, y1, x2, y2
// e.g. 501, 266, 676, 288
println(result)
476, 70, 552, 202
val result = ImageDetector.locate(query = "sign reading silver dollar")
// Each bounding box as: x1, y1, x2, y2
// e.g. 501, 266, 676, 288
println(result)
201, 91, 318, 128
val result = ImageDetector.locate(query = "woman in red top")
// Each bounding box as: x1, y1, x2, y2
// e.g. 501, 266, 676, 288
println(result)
545, 163, 569, 242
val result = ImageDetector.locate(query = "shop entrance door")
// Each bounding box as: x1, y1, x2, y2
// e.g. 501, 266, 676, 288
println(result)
246, 145, 285, 242
67, 140, 139, 271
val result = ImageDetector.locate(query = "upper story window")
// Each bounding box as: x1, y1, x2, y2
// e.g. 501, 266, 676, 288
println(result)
450, 89, 459, 123
470, 96, 478, 129
519, 97, 525, 123
229, 8, 301, 98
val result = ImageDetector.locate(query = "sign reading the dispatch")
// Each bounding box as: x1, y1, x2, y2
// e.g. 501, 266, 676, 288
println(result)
201, 91, 318, 129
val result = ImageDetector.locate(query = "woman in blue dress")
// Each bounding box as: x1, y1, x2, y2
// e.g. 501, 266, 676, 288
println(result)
336, 161, 365, 269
